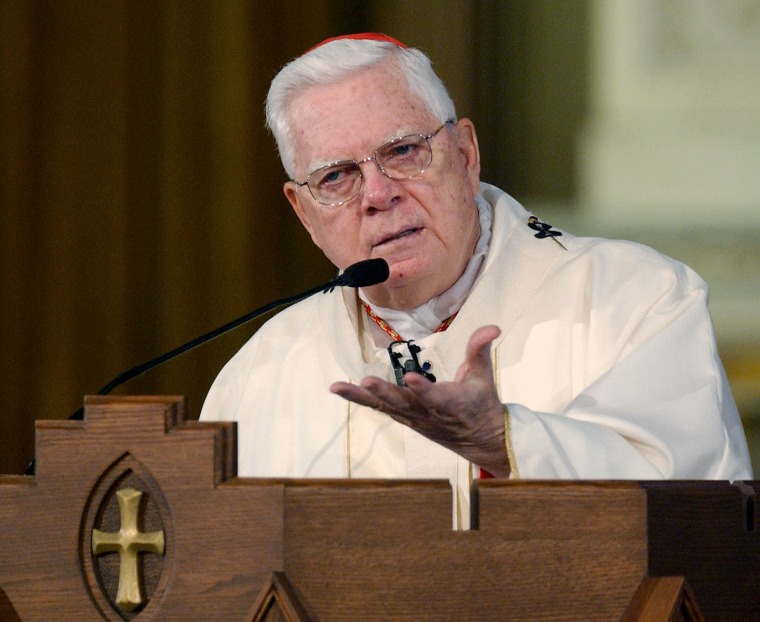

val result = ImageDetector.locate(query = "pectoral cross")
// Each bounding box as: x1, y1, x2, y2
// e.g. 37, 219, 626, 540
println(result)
91, 488, 165, 612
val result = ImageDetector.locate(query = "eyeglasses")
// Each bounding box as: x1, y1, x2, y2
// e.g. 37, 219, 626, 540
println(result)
293, 120, 454, 207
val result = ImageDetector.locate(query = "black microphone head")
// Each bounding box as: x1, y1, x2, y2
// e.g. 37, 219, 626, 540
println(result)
334, 258, 390, 288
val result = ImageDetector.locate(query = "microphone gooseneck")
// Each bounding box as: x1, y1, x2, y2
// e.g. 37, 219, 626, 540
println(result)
24, 258, 389, 474
70, 258, 389, 418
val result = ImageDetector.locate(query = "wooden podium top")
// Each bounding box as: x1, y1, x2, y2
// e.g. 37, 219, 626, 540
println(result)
0, 396, 756, 620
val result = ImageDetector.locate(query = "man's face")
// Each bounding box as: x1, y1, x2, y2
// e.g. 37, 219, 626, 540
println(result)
284, 60, 482, 310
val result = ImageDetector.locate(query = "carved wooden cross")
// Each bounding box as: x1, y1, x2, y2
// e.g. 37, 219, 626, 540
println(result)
91, 487, 165, 612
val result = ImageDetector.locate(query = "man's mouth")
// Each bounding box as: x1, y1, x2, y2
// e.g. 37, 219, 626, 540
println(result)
376, 227, 421, 247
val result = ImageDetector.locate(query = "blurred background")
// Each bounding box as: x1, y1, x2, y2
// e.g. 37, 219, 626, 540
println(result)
2, 0, 759, 475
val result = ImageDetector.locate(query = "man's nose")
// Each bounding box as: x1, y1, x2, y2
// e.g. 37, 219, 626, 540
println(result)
358, 160, 402, 211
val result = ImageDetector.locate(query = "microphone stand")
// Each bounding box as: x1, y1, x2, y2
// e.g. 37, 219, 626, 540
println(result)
70, 280, 332, 420
24, 259, 389, 474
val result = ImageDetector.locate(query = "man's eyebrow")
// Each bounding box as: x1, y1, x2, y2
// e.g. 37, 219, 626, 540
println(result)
303, 126, 425, 174
304, 157, 345, 175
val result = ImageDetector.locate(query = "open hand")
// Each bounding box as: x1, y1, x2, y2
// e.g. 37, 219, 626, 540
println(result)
330, 325, 510, 477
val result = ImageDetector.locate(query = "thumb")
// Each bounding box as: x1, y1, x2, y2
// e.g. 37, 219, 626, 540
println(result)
456, 325, 501, 381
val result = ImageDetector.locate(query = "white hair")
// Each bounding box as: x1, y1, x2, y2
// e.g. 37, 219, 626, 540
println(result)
265, 39, 457, 179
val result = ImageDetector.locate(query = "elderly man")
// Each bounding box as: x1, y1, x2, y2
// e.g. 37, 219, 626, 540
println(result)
200, 33, 752, 526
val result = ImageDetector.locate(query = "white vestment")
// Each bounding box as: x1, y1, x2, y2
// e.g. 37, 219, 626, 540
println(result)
200, 183, 753, 527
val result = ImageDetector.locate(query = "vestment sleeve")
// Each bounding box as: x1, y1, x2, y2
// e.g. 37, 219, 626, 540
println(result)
505, 253, 752, 481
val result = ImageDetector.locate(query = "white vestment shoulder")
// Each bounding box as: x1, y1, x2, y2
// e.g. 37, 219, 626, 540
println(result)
200, 183, 753, 500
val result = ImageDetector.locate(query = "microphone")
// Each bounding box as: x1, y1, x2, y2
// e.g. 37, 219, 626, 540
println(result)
78, 257, 389, 412
332, 257, 390, 288
24, 258, 388, 474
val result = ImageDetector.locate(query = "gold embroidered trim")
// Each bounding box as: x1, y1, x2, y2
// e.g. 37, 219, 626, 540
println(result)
503, 404, 519, 479
493, 345, 519, 479
346, 383, 352, 478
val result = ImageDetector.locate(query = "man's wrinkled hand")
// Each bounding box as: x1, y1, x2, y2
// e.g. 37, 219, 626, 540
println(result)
330, 325, 510, 477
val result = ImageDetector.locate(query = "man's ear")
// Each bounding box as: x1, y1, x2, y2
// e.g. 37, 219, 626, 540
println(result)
284, 182, 318, 244
454, 118, 481, 196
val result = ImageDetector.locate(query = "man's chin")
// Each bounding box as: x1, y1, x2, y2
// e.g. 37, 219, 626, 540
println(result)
383, 258, 427, 286
363, 262, 439, 305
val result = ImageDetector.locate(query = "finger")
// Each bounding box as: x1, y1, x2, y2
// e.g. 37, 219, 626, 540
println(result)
454, 325, 501, 383
330, 376, 387, 396
465, 325, 501, 363
330, 378, 414, 415
359, 376, 424, 413
398, 371, 445, 403
330, 381, 383, 409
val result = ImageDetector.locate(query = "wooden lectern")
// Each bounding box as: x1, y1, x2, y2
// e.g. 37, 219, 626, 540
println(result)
0, 396, 756, 620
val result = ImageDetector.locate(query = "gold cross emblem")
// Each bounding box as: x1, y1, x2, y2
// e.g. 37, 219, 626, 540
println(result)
91, 488, 165, 612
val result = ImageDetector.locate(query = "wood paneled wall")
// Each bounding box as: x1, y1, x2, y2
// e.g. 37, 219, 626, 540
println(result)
0, 1, 344, 473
